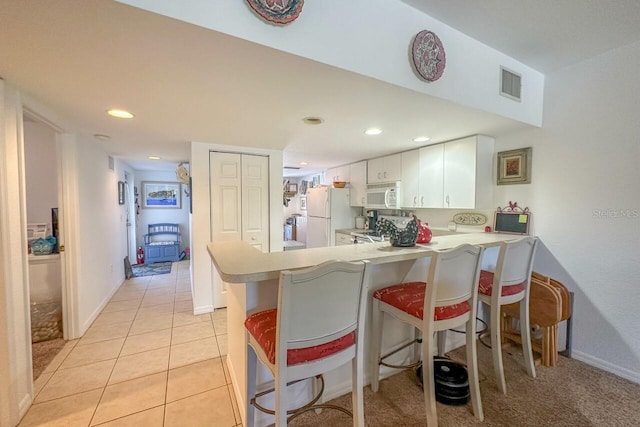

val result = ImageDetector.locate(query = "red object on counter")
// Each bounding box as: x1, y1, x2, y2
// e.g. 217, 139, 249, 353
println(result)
414, 216, 433, 244
137, 246, 145, 264
485, 226, 492, 232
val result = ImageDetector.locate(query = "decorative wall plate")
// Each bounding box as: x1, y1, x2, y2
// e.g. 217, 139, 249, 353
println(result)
453, 213, 487, 225
412, 30, 446, 82
246, 0, 304, 25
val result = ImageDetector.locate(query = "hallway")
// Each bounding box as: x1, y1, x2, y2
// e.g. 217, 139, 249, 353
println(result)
20, 261, 241, 426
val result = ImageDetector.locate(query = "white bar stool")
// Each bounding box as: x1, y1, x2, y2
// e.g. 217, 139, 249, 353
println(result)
478, 236, 539, 394
244, 260, 369, 427
370, 244, 485, 426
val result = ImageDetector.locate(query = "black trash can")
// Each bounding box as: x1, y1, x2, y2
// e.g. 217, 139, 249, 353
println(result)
416, 358, 470, 406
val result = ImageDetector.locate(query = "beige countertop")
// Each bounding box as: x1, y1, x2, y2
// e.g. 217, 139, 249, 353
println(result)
208, 232, 521, 283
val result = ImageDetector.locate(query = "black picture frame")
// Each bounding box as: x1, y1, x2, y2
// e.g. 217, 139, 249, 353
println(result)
118, 181, 125, 205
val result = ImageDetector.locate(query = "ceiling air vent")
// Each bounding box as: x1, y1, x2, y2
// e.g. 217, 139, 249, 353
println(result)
500, 66, 521, 102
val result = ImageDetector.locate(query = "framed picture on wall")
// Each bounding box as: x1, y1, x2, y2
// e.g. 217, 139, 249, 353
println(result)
142, 181, 181, 209
300, 196, 307, 210
497, 147, 532, 185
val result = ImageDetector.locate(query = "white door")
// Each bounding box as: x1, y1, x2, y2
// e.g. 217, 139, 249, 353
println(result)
210, 152, 269, 308
241, 155, 269, 251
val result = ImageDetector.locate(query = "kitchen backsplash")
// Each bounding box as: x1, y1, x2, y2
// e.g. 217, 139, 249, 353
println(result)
375, 208, 495, 231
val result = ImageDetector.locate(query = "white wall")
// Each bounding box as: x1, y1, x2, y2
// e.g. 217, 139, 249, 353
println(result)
24, 122, 57, 229
493, 40, 640, 382
135, 170, 191, 255
190, 142, 283, 314
119, 0, 544, 127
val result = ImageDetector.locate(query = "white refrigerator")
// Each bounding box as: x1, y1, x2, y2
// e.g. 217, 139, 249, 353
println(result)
306, 186, 357, 248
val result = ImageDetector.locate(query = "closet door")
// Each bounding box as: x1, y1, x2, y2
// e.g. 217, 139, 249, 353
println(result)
210, 152, 242, 243
241, 154, 269, 252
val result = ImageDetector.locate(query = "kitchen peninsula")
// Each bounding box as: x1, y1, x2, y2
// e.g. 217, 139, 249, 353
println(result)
208, 233, 523, 426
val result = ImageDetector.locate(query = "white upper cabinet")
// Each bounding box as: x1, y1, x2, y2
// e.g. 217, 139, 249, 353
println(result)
401, 145, 444, 208
326, 164, 350, 184
349, 161, 367, 207
400, 135, 494, 209
367, 153, 401, 183
442, 135, 494, 209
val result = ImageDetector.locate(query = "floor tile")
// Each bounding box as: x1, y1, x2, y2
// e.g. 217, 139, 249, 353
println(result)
141, 294, 175, 307
60, 337, 124, 369
212, 312, 228, 336
91, 372, 167, 425
36, 359, 115, 403
173, 311, 210, 328
121, 328, 171, 356
171, 321, 215, 345
173, 299, 193, 313
92, 309, 138, 327
136, 303, 175, 320
108, 346, 170, 385
129, 313, 173, 335
110, 290, 145, 302
169, 336, 220, 369
102, 299, 141, 313
33, 372, 53, 398
174, 291, 192, 302
42, 340, 76, 374
166, 358, 227, 403
78, 321, 132, 346
217, 334, 228, 356
93, 406, 165, 426
19, 389, 102, 427
164, 387, 236, 427
228, 384, 241, 426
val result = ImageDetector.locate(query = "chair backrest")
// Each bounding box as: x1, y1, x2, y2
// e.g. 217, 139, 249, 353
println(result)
276, 260, 368, 353
427, 244, 485, 309
494, 237, 538, 288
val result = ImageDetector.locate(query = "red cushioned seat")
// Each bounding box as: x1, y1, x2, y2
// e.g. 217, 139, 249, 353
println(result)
244, 309, 355, 366
373, 282, 470, 321
478, 270, 525, 297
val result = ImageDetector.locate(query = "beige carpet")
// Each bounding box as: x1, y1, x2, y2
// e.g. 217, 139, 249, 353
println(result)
32, 338, 66, 380
290, 344, 640, 426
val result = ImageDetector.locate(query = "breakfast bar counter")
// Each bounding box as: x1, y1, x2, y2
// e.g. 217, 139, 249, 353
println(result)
207, 233, 522, 426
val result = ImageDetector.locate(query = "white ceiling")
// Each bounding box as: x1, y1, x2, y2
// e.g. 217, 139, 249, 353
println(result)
2, 1, 640, 175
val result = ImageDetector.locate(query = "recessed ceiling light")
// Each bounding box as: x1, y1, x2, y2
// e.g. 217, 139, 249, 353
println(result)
300, 161, 308, 166
148, 156, 161, 160
107, 109, 134, 119
93, 133, 111, 141
302, 117, 324, 125
365, 128, 382, 135
413, 136, 430, 143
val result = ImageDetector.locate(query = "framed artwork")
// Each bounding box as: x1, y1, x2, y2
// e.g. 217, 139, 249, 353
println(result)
497, 147, 532, 185
142, 181, 181, 209
300, 196, 307, 210
118, 181, 125, 205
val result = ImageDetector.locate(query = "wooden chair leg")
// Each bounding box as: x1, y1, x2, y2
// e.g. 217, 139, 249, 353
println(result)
519, 299, 537, 378
466, 317, 484, 421
371, 299, 384, 393
490, 303, 507, 394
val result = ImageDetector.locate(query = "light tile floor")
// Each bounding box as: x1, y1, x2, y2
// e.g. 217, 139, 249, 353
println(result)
21, 261, 241, 427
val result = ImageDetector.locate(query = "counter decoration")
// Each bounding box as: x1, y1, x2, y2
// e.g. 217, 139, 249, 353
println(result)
377, 217, 419, 247
415, 215, 432, 244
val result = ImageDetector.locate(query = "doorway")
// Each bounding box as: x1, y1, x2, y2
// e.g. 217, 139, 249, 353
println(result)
23, 110, 67, 379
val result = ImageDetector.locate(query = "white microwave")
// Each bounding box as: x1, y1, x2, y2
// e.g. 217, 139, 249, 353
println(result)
366, 182, 402, 209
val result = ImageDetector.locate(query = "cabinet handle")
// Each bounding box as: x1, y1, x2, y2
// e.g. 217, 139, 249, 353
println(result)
378, 172, 382, 180
421, 196, 424, 206
413, 196, 417, 207
383, 171, 387, 179
446, 195, 450, 207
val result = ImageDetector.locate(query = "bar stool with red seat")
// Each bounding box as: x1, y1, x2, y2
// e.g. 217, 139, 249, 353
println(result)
244, 260, 369, 427
478, 236, 538, 394
370, 244, 485, 426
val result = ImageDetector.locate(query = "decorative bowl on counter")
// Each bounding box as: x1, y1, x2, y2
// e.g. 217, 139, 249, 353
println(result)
333, 181, 347, 188
377, 217, 419, 247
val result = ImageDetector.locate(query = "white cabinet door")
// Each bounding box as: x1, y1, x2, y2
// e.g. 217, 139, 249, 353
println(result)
326, 165, 350, 184
443, 137, 478, 209
349, 161, 367, 207
401, 149, 421, 208
420, 144, 445, 208
368, 153, 402, 183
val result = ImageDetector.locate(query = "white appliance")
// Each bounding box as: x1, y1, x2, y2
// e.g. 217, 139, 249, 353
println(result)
306, 186, 357, 248
366, 182, 402, 209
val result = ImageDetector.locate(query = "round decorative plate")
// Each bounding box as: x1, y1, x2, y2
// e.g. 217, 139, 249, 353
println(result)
246, 0, 304, 25
412, 30, 446, 82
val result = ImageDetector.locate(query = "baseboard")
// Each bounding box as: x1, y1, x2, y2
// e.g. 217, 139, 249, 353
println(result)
193, 304, 213, 315
571, 350, 640, 384
80, 278, 122, 334
18, 392, 33, 421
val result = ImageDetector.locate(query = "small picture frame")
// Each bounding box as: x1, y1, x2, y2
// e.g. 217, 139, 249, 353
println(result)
300, 196, 307, 210
497, 147, 532, 185
142, 181, 181, 209
118, 181, 125, 205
